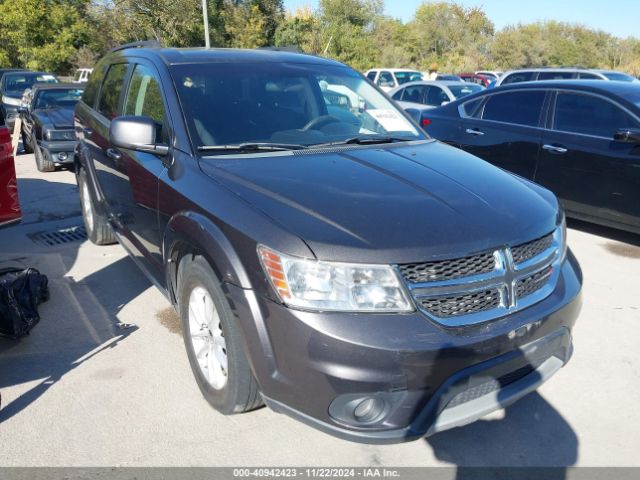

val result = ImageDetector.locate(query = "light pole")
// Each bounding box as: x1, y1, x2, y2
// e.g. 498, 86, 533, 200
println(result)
202, 0, 210, 48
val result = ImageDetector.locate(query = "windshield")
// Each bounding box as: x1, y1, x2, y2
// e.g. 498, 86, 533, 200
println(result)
35, 88, 84, 109
603, 72, 637, 82
172, 63, 423, 150
3, 73, 58, 94
448, 84, 484, 99
394, 71, 423, 85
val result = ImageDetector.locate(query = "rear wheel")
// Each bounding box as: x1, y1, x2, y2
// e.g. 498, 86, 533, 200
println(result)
77, 167, 116, 245
178, 255, 262, 414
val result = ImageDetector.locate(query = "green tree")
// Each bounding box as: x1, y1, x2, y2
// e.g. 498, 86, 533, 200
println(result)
0, 0, 91, 73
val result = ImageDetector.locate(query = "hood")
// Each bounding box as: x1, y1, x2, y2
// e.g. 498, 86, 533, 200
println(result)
33, 107, 74, 129
200, 140, 559, 264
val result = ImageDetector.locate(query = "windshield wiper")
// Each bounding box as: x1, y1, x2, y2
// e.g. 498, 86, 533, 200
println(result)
312, 135, 410, 148
197, 142, 308, 153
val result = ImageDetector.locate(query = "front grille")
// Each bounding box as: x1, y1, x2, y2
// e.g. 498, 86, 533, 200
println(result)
418, 289, 501, 318
511, 233, 553, 264
516, 266, 553, 300
403, 229, 559, 325
446, 365, 534, 409
399, 251, 496, 283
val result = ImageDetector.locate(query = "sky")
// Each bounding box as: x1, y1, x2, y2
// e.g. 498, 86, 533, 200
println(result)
283, 0, 640, 38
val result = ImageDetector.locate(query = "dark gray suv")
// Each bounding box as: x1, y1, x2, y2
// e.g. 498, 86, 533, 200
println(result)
74, 42, 582, 443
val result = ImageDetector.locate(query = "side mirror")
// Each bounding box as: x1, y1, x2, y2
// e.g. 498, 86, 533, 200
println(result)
614, 128, 640, 144
109, 116, 169, 155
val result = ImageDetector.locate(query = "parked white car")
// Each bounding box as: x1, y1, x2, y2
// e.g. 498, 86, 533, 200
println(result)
389, 80, 484, 110
365, 68, 423, 92
72, 68, 93, 83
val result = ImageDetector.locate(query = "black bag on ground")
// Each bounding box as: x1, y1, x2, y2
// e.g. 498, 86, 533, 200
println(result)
0, 267, 49, 338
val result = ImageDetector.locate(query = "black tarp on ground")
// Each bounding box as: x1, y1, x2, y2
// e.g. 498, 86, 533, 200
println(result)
0, 267, 49, 338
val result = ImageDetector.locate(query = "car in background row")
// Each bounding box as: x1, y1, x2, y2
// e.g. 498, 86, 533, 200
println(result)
390, 81, 483, 123
1, 71, 58, 131
476, 70, 503, 80
74, 43, 581, 443
433, 74, 463, 82
422, 80, 640, 234
18, 83, 84, 172
458, 73, 492, 87
365, 68, 423, 92
0, 125, 21, 227
496, 68, 638, 87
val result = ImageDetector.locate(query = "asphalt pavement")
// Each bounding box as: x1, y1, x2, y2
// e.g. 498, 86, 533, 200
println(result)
0, 150, 639, 468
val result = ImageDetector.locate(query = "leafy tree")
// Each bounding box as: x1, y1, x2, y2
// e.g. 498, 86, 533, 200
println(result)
0, 0, 91, 73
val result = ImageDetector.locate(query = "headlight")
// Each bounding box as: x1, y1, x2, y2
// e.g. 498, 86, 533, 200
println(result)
2, 95, 21, 106
559, 212, 567, 263
45, 130, 75, 141
258, 246, 414, 313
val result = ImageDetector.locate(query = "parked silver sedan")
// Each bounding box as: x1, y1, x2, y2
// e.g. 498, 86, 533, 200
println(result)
390, 80, 484, 111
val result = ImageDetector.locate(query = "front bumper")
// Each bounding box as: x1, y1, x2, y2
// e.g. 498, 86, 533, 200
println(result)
229, 250, 582, 444
39, 140, 76, 164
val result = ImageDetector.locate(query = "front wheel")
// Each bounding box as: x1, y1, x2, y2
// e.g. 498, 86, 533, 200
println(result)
34, 142, 54, 172
178, 255, 262, 414
21, 129, 33, 154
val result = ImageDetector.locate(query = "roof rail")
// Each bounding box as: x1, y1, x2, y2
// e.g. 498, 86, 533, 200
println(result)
107, 40, 162, 55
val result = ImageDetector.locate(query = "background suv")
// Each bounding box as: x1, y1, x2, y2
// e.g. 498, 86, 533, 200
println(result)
497, 68, 638, 86
74, 42, 582, 443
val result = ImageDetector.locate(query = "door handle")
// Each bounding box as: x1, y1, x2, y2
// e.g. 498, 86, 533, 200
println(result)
542, 144, 568, 154
465, 128, 484, 136
105, 148, 122, 161
83, 127, 93, 138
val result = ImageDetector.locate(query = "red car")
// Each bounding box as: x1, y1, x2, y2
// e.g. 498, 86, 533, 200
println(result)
0, 125, 21, 227
458, 73, 491, 87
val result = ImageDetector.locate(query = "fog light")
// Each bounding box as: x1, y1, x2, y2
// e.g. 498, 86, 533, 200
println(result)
353, 397, 385, 423
57, 152, 68, 161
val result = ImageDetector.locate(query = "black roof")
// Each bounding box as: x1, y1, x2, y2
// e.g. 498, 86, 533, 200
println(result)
113, 45, 345, 68
495, 79, 640, 96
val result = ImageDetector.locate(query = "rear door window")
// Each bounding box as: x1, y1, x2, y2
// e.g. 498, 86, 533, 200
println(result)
425, 86, 449, 106
553, 92, 639, 138
501, 72, 534, 85
578, 72, 601, 79
401, 85, 426, 104
481, 91, 546, 127
82, 63, 107, 107
366, 71, 377, 81
538, 71, 575, 80
97, 63, 128, 120
377, 71, 395, 88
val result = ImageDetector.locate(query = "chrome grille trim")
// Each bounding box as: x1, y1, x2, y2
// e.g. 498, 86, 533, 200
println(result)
399, 229, 562, 327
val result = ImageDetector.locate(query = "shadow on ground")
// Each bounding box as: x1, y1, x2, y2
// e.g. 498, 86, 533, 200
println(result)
568, 218, 640, 247
0, 248, 150, 422
426, 392, 578, 477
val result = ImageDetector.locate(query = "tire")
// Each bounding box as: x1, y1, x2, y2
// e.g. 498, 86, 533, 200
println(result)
178, 255, 262, 414
34, 142, 54, 172
77, 167, 117, 245
21, 129, 32, 154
